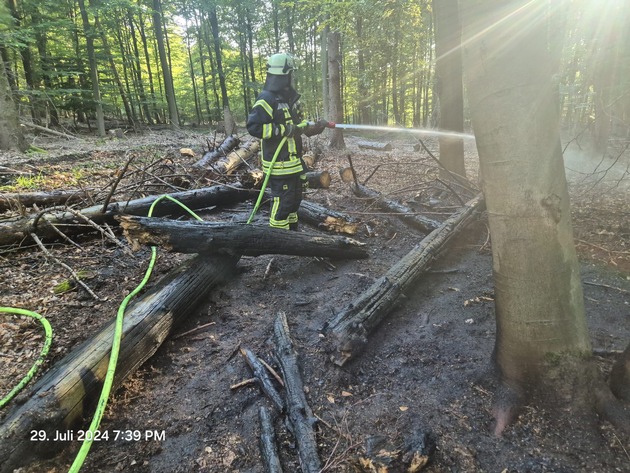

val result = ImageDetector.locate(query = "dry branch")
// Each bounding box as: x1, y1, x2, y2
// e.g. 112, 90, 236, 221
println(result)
118, 216, 368, 259
351, 182, 441, 233
0, 253, 239, 473
323, 194, 485, 365
274, 312, 321, 473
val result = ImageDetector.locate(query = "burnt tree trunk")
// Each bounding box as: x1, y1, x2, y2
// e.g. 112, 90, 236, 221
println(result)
0, 184, 253, 247
259, 406, 283, 473
118, 216, 368, 259
0, 189, 95, 212
274, 312, 321, 473
351, 182, 441, 233
193, 135, 240, 168
298, 200, 360, 235
610, 344, 630, 402
0, 253, 239, 473
323, 194, 484, 365
212, 140, 259, 175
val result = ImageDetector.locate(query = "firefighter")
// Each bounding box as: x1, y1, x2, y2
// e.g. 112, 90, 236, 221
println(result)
247, 52, 328, 230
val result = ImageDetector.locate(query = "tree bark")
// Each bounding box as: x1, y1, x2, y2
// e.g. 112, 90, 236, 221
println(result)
118, 216, 368, 259
273, 312, 321, 473
323, 194, 484, 365
610, 345, 630, 402
0, 184, 253, 247
351, 182, 440, 233
152, 0, 179, 127
461, 0, 591, 386
0, 253, 239, 473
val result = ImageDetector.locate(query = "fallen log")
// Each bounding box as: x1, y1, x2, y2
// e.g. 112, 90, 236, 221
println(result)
274, 312, 321, 473
240, 348, 285, 412
298, 200, 360, 235
193, 135, 240, 169
351, 182, 440, 233
0, 184, 253, 247
357, 140, 392, 151
259, 406, 283, 473
306, 170, 331, 189
118, 216, 368, 259
323, 194, 484, 365
21, 121, 78, 140
213, 140, 260, 175
0, 253, 239, 473
0, 189, 94, 212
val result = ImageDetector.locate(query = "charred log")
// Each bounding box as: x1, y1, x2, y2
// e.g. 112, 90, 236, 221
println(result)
323, 194, 484, 365
0, 184, 254, 247
351, 182, 440, 233
118, 216, 368, 259
193, 135, 240, 168
273, 312, 321, 473
357, 141, 392, 151
0, 253, 239, 473
610, 344, 630, 402
240, 348, 285, 412
259, 406, 283, 473
212, 140, 260, 175
298, 200, 360, 235
0, 189, 94, 212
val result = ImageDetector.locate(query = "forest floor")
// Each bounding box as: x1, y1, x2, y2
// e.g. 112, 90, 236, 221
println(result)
1, 125, 629, 473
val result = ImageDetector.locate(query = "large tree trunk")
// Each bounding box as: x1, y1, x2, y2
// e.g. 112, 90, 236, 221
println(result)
323, 194, 484, 364
461, 0, 591, 431
0, 253, 239, 473
433, 0, 466, 183
0, 55, 25, 151
118, 216, 368, 259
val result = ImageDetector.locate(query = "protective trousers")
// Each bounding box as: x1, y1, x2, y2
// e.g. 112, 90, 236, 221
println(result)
268, 173, 306, 230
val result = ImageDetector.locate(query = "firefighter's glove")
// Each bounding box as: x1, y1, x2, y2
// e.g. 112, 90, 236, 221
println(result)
282, 123, 302, 138
304, 119, 328, 137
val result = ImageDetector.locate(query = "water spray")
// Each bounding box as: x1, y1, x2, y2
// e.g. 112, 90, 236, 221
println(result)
322, 121, 475, 140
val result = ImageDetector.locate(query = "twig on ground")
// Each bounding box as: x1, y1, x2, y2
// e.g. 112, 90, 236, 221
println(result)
172, 321, 216, 340
30, 232, 104, 301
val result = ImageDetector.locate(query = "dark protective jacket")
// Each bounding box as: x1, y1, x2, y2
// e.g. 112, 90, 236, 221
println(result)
246, 89, 305, 176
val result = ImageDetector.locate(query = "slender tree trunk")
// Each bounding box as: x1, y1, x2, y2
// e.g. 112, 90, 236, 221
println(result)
209, 6, 235, 135
434, 0, 466, 182
327, 29, 345, 149
0, 54, 26, 151
77, 0, 106, 137
321, 24, 330, 121
152, 0, 179, 127
461, 0, 591, 423
127, 7, 153, 125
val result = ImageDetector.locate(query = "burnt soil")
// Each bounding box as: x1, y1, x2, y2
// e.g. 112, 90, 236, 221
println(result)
1, 127, 629, 473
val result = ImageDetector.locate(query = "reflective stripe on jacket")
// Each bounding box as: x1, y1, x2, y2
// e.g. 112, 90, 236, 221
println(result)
246, 90, 304, 176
